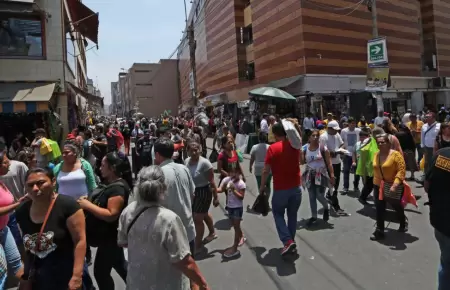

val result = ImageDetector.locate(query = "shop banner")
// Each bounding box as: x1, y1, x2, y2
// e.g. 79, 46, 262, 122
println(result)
235, 133, 249, 154
365, 66, 389, 92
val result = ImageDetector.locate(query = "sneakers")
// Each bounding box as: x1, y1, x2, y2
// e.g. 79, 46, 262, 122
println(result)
370, 229, 385, 241
306, 217, 318, 227
281, 240, 297, 256
342, 188, 349, 195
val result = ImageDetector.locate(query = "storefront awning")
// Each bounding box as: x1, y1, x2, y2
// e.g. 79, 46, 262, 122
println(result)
198, 93, 227, 107
268, 75, 303, 88
66, 0, 99, 45
0, 82, 56, 113
66, 82, 102, 105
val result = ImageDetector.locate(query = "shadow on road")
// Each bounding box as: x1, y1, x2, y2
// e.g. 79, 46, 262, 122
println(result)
296, 219, 334, 231
375, 229, 420, 251
250, 246, 298, 277
214, 218, 232, 230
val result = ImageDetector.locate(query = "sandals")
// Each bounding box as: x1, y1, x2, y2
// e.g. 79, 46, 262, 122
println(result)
203, 234, 218, 244
223, 249, 241, 258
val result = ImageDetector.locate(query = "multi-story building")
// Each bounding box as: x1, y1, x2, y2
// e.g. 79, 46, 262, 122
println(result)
0, 0, 99, 139
178, 0, 450, 118
119, 60, 180, 118
110, 81, 119, 114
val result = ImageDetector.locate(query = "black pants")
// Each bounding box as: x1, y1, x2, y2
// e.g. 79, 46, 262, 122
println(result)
360, 176, 374, 201
373, 185, 406, 231
94, 243, 128, 290
328, 163, 342, 210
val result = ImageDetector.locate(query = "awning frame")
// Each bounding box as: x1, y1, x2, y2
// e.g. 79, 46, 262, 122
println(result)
66, 0, 99, 45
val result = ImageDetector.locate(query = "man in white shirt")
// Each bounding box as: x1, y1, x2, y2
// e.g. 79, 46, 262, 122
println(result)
260, 113, 269, 134
303, 112, 315, 142
374, 111, 386, 127
421, 111, 440, 182
340, 117, 361, 194
319, 120, 345, 214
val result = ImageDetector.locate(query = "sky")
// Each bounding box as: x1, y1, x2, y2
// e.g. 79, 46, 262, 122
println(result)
83, 0, 192, 104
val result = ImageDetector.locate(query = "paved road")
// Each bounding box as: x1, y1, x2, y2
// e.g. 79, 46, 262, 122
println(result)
11, 139, 440, 290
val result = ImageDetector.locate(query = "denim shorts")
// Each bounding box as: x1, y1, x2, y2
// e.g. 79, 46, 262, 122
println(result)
228, 207, 243, 220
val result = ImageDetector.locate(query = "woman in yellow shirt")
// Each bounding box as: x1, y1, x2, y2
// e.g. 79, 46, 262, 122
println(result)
371, 133, 407, 241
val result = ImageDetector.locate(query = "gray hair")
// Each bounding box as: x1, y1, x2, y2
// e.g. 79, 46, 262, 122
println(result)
372, 127, 385, 137
134, 165, 167, 203
63, 143, 79, 156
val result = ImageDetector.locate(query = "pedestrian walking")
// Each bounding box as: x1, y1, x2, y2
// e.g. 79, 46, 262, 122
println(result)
340, 117, 361, 194
421, 111, 440, 183
249, 132, 271, 197
260, 122, 302, 256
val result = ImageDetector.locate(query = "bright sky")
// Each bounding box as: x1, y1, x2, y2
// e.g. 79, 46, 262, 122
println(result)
83, 0, 191, 104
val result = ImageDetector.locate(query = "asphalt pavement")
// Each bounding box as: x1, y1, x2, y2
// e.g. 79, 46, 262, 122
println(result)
10, 139, 440, 290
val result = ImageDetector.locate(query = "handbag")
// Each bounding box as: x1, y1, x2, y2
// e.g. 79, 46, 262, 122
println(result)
209, 149, 218, 163
378, 154, 404, 200
251, 194, 269, 216
19, 196, 57, 290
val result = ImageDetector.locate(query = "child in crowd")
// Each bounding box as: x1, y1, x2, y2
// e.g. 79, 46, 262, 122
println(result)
217, 166, 246, 258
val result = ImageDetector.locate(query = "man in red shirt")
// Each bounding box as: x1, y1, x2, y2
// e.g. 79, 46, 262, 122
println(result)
260, 122, 302, 256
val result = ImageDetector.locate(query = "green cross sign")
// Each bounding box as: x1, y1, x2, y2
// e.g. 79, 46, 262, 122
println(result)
367, 38, 388, 65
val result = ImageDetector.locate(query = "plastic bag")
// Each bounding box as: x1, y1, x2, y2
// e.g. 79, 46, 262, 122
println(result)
281, 119, 302, 149
209, 149, 218, 163
251, 194, 270, 216
236, 150, 244, 163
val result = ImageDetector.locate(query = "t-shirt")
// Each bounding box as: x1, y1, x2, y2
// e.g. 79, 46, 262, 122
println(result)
220, 177, 246, 208
218, 150, 239, 177
0, 183, 14, 229
16, 194, 80, 289
136, 137, 153, 156
303, 117, 315, 130
374, 116, 386, 126
319, 132, 344, 164
265, 140, 301, 191
407, 121, 424, 144
250, 143, 270, 176
86, 180, 129, 246
340, 128, 361, 156
185, 156, 213, 187
0, 160, 28, 200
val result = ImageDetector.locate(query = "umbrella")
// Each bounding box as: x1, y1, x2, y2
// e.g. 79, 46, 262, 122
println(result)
249, 87, 296, 100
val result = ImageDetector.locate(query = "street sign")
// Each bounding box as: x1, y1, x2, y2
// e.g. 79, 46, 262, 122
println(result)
367, 37, 388, 66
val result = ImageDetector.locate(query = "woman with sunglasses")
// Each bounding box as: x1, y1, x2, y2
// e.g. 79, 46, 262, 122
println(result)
301, 130, 334, 226
371, 133, 407, 241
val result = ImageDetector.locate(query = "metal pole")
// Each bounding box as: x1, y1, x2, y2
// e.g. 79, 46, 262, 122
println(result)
183, 0, 188, 23
188, 24, 198, 106
370, 0, 383, 112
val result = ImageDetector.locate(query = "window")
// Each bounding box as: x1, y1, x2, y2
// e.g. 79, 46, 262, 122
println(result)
136, 83, 152, 86
0, 14, 44, 58
240, 25, 253, 45
66, 32, 76, 74
135, 70, 151, 73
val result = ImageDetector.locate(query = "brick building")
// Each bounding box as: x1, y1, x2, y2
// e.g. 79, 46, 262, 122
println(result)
178, 0, 450, 118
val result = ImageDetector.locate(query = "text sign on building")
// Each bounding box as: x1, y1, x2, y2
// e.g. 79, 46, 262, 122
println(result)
367, 37, 388, 66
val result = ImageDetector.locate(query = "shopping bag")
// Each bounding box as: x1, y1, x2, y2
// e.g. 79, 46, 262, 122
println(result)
251, 194, 270, 216
236, 150, 244, 163
209, 149, 218, 163
282, 119, 302, 149
39, 138, 52, 155
235, 133, 249, 153
48, 140, 61, 160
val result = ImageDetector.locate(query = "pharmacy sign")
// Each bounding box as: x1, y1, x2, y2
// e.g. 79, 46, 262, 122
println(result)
367, 37, 388, 66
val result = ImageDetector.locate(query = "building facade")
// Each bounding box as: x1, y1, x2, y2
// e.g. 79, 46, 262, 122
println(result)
178, 0, 450, 116
118, 60, 180, 118
110, 81, 119, 114
0, 0, 99, 138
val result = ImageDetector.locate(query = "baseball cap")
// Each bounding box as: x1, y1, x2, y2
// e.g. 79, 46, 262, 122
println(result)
327, 120, 341, 130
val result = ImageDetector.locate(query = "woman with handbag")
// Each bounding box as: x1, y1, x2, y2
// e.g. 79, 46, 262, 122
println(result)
78, 152, 128, 290
301, 130, 335, 226
371, 133, 408, 241
118, 166, 210, 290
16, 167, 86, 290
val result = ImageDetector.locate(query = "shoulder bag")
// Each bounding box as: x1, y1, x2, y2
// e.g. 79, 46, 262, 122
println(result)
127, 205, 159, 235
19, 196, 57, 290
378, 153, 404, 200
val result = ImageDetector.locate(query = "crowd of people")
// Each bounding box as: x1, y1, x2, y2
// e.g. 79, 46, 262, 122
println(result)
0, 106, 447, 290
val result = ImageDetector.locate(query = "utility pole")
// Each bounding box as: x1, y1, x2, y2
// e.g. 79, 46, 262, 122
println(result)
187, 24, 198, 106
368, 0, 383, 112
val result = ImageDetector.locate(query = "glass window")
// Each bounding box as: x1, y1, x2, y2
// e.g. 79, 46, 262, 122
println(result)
0, 15, 44, 57
66, 32, 76, 74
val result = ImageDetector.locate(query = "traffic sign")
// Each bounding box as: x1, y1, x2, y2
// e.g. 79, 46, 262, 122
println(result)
367, 37, 388, 66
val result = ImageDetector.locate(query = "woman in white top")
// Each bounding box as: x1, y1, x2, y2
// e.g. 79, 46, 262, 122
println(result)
301, 130, 335, 226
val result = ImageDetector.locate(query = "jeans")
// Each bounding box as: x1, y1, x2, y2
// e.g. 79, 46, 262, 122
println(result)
7, 213, 22, 247
307, 184, 328, 218
0, 226, 22, 275
360, 176, 374, 201
435, 229, 450, 290
94, 244, 127, 290
343, 155, 361, 190
271, 186, 302, 245
373, 185, 406, 231
416, 144, 423, 164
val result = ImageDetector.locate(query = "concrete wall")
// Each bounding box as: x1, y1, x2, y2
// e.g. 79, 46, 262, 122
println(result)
0, 0, 65, 83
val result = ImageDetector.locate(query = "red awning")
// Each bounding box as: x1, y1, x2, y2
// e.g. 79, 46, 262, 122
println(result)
67, 0, 99, 45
